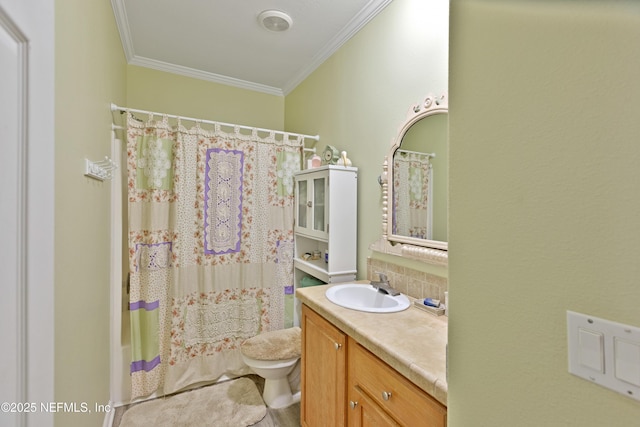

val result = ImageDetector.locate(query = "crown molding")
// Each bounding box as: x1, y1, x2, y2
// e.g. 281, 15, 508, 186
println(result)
128, 56, 284, 96
111, 0, 283, 96
111, 0, 393, 96
111, 0, 135, 62
282, 0, 393, 95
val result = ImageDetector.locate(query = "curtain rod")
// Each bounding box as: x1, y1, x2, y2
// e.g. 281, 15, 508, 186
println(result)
397, 149, 436, 157
110, 103, 320, 142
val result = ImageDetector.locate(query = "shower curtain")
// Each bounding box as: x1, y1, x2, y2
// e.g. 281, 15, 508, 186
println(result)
126, 113, 301, 399
393, 152, 433, 239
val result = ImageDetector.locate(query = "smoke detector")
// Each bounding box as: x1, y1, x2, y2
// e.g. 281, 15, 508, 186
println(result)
258, 10, 292, 32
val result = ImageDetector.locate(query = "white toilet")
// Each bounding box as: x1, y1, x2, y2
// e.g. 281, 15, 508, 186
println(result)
240, 327, 301, 409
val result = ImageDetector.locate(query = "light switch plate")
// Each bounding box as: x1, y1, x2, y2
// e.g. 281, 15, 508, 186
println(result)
567, 311, 640, 401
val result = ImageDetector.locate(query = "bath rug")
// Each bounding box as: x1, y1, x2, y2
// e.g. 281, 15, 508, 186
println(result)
119, 377, 266, 427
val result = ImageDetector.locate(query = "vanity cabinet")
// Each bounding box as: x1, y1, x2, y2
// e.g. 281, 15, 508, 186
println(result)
301, 304, 347, 427
301, 304, 447, 427
348, 385, 400, 427
294, 166, 357, 284
348, 337, 447, 427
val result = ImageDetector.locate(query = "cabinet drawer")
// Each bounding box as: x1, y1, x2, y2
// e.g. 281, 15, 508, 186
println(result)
348, 338, 446, 427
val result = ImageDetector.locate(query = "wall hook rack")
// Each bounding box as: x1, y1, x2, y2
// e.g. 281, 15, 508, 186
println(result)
85, 156, 118, 181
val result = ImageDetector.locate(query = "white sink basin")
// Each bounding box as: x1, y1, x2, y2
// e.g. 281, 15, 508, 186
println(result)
325, 283, 410, 313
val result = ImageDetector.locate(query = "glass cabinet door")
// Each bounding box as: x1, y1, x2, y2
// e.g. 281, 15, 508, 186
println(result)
313, 177, 325, 232
297, 180, 307, 229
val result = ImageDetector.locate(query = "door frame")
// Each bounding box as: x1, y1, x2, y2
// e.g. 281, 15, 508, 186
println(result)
0, 2, 54, 426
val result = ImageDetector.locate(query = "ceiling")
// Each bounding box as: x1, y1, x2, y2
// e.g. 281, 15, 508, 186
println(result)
111, 0, 393, 96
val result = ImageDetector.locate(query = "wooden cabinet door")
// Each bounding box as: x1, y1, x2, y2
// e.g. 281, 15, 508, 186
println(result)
348, 337, 447, 427
301, 305, 347, 427
348, 385, 400, 427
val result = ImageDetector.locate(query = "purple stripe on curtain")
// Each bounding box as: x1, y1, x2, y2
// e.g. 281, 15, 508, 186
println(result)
130, 355, 161, 373
130, 300, 160, 311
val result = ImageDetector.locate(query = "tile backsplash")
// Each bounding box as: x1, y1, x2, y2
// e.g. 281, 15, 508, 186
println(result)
367, 258, 448, 302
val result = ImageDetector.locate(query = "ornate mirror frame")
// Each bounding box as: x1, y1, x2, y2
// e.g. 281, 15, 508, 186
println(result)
370, 93, 448, 267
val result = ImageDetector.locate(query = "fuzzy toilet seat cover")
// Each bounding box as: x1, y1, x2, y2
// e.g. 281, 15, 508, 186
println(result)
241, 327, 301, 361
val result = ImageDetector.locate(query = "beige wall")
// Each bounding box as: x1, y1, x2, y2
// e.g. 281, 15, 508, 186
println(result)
126, 65, 284, 130
285, 0, 450, 279
55, 0, 127, 426
448, 1, 640, 425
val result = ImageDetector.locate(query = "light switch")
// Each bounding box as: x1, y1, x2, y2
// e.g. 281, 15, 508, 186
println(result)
567, 311, 640, 402
578, 328, 604, 373
614, 338, 640, 387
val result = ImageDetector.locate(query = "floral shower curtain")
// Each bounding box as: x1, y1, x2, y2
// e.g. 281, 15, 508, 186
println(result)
393, 152, 433, 239
126, 113, 301, 399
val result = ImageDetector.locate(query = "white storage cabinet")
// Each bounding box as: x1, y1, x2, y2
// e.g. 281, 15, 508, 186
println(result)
294, 165, 358, 284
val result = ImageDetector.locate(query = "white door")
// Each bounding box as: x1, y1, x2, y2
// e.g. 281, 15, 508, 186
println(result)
0, 9, 24, 426
0, 2, 54, 426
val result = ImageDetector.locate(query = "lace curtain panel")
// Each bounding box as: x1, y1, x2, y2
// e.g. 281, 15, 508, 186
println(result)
126, 114, 301, 399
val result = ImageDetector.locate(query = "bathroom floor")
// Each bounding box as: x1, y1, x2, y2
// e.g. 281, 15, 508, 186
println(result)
111, 374, 301, 427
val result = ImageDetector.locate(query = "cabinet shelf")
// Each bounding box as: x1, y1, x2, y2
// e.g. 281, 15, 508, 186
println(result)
295, 258, 329, 282
294, 258, 357, 284
296, 231, 328, 243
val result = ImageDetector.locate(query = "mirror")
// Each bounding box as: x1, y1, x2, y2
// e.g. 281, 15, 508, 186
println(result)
370, 93, 448, 266
392, 114, 448, 243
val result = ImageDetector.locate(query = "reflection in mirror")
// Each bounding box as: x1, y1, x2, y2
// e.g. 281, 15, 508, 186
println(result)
370, 93, 448, 266
393, 149, 434, 239
392, 114, 447, 242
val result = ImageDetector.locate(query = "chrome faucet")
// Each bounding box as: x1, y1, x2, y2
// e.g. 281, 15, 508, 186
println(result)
370, 272, 401, 296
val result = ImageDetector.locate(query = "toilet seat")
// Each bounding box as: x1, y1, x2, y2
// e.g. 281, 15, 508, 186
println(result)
240, 327, 301, 361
